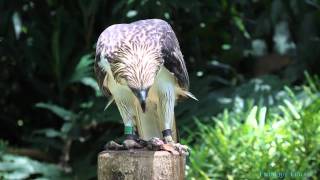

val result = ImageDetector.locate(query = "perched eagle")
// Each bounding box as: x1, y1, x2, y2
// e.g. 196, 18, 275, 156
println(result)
94, 19, 196, 151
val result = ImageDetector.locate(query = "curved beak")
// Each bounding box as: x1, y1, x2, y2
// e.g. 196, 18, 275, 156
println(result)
131, 88, 149, 113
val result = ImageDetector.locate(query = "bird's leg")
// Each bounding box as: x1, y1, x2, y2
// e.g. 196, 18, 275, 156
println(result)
145, 136, 188, 155
162, 129, 189, 155
105, 98, 142, 150
158, 87, 175, 143
157, 89, 189, 155
162, 129, 174, 143
122, 125, 143, 149
145, 137, 178, 154
105, 125, 142, 150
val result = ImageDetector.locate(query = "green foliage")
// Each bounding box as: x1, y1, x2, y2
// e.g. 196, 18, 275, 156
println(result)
35, 103, 75, 122
0, 140, 8, 155
1, 0, 320, 179
71, 55, 93, 78
186, 74, 320, 179
0, 153, 69, 180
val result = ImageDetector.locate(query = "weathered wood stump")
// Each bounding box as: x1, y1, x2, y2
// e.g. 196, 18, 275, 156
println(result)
98, 150, 186, 180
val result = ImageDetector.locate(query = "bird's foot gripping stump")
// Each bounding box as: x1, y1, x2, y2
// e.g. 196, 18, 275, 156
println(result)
98, 150, 186, 180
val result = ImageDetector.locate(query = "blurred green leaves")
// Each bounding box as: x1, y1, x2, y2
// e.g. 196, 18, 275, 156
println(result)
35, 103, 75, 121
12, 12, 23, 39
69, 54, 93, 83
126, 10, 138, 18
0, 154, 69, 180
1, 0, 320, 179
186, 74, 320, 179
68, 54, 101, 96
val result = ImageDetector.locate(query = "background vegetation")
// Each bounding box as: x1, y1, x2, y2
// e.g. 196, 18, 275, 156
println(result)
1, 0, 319, 179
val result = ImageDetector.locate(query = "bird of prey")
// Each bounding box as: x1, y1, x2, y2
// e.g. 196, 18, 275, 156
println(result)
94, 19, 196, 153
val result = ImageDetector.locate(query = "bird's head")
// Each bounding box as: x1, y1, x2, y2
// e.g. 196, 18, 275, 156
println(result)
112, 43, 163, 112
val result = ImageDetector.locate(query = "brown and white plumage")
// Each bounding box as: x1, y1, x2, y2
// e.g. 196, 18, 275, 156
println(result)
94, 19, 195, 142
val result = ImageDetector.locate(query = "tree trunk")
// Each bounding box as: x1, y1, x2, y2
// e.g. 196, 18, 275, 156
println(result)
98, 150, 186, 180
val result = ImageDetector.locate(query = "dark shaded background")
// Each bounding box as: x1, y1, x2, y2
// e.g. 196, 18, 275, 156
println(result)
1, 0, 320, 179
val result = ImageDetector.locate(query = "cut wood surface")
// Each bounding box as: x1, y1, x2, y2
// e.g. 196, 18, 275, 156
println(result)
98, 150, 186, 180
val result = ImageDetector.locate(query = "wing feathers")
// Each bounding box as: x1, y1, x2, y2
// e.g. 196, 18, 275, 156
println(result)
94, 53, 111, 97
159, 21, 190, 90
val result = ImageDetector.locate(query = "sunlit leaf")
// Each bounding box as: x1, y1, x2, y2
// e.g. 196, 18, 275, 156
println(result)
246, 106, 258, 128
284, 99, 301, 119
126, 10, 138, 18
12, 12, 22, 39
80, 77, 102, 96
233, 16, 250, 39
34, 128, 62, 138
258, 106, 267, 128
69, 54, 94, 83
61, 122, 73, 133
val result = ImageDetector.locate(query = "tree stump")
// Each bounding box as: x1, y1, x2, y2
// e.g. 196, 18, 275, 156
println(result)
98, 150, 186, 180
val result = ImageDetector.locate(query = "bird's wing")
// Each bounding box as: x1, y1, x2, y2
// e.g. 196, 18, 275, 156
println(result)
157, 21, 190, 90
94, 24, 130, 97
94, 60, 110, 97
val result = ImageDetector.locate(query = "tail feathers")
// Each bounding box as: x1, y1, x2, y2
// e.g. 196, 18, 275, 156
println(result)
104, 97, 114, 111
183, 91, 198, 101
179, 90, 199, 101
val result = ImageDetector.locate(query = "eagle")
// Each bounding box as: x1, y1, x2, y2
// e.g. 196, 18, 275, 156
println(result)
94, 19, 196, 153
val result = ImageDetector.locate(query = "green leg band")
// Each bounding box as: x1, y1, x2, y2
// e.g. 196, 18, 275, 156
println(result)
124, 125, 133, 135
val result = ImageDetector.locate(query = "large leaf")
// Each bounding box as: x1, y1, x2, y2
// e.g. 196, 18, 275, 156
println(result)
34, 128, 63, 138
35, 103, 75, 121
80, 77, 102, 96
0, 153, 69, 180
69, 54, 94, 83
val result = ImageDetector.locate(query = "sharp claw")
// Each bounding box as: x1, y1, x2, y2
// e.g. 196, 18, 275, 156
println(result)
146, 137, 164, 151
173, 143, 189, 155
145, 137, 188, 155
105, 141, 123, 150
136, 138, 148, 146
106, 137, 189, 155
164, 142, 189, 155
160, 144, 179, 155
105, 138, 145, 150
123, 139, 143, 149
